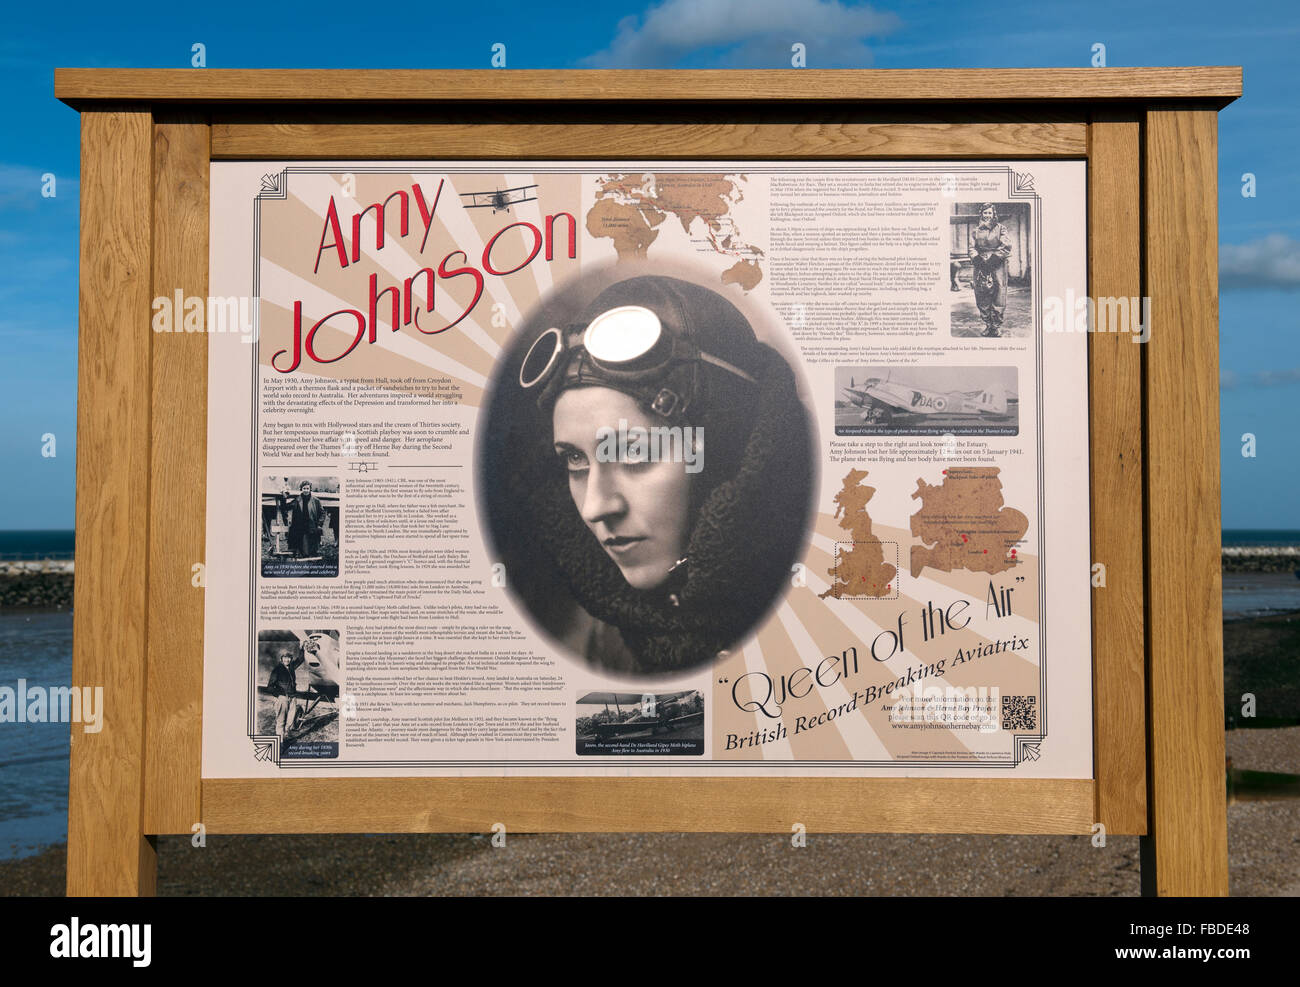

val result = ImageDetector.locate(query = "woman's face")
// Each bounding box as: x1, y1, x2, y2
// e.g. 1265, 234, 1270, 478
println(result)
552, 386, 694, 591
981, 206, 995, 223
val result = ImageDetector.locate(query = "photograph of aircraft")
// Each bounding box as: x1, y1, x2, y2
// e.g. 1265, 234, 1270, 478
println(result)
255, 629, 343, 756
575, 690, 704, 755
460, 184, 539, 214
834, 366, 1019, 437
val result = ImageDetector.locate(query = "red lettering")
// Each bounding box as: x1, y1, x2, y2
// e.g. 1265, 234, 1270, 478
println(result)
351, 190, 410, 263
369, 273, 400, 339
413, 180, 444, 254
545, 212, 577, 261
305, 308, 368, 364
314, 196, 349, 273
403, 268, 437, 327
412, 250, 483, 335
272, 302, 306, 373
482, 221, 542, 276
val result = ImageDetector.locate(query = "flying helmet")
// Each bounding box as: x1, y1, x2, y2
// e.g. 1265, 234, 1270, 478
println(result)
519, 276, 759, 421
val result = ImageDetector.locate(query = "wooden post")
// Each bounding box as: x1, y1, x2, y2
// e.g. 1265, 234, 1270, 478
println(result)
1142, 107, 1230, 895
143, 114, 209, 837
1087, 111, 1148, 836
67, 109, 158, 896
53, 68, 1238, 897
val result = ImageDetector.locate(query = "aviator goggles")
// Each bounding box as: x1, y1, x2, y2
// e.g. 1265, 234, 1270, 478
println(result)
519, 304, 756, 419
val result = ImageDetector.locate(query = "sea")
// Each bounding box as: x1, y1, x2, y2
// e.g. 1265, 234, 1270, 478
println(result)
1221, 529, 1300, 620
0, 529, 74, 559
0, 531, 75, 858
0, 610, 72, 859
1, 529, 1298, 860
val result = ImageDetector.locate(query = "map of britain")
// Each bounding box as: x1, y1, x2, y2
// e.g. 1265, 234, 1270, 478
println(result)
909, 466, 1028, 578
820, 465, 1029, 597
820, 468, 897, 600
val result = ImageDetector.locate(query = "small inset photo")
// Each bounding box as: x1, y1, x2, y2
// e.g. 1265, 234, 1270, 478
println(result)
948, 201, 1033, 339
834, 366, 1018, 436
256, 629, 343, 759
260, 474, 340, 578
575, 690, 704, 756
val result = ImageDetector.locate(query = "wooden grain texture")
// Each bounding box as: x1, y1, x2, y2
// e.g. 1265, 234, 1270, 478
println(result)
67, 111, 157, 896
210, 120, 1087, 159
59, 72, 1236, 890
143, 115, 209, 836
55, 67, 1242, 106
1143, 108, 1229, 895
1086, 113, 1147, 835
200, 778, 1096, 835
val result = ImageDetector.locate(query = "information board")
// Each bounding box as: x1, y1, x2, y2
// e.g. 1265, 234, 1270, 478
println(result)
202, 159, 1092, 778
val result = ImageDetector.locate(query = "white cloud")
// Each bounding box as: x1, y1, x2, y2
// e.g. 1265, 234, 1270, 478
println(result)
1254, 367, 1300, 387
581, 0, 900, 68
1220, 233, 1300, 291
1220, 365, 1300, 390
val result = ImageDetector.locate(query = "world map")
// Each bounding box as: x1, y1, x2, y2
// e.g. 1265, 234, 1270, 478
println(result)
586, 173, 765, 291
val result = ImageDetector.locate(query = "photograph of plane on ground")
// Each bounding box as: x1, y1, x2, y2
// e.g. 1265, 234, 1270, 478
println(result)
834, 366, 1019, 436
256, 629, 343, 759
575, 690, 704, 756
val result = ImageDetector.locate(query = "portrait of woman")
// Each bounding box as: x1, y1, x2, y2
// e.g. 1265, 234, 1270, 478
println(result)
479, 272, 816, 679
968, 202, 1014, 337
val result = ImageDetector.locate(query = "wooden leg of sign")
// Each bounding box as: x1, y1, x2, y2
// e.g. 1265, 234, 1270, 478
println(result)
1087, 111, 1147, 836
143, 114, 209, 838
1141, 107, 1229, 896
67, 110, 157, 896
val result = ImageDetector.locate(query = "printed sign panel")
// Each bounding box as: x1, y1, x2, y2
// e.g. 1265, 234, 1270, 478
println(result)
201, 161, 1092, 777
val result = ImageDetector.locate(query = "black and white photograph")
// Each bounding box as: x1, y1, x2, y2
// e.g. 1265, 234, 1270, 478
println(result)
478, 265, 817, 679
260, 475, 340, 578
948, 201, 1033, 339
575, 690, 704, 756
255, 629, 342, 759
834, 365, 1019, 436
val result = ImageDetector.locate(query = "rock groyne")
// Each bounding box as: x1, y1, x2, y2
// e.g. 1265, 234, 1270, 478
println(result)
0, 560, 74, 609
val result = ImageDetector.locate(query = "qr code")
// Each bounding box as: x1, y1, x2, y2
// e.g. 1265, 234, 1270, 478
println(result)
1002, 695, 1037, 731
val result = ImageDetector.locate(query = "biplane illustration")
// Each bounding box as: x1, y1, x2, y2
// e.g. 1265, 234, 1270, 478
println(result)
576, 690, 702, 741
257, 629, 343, 740
460, 184, 539, 214
841, 371, 1017, 425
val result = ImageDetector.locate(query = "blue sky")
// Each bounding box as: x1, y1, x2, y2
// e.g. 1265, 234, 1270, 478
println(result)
1, 0, 1296, 529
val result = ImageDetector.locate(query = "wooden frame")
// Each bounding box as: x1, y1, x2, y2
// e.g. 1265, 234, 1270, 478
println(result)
57, 68, 1239, 896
